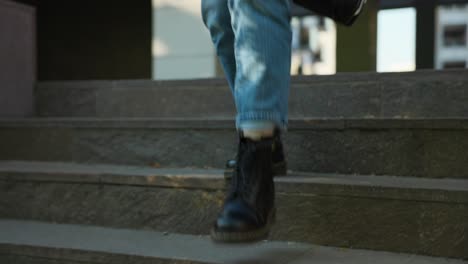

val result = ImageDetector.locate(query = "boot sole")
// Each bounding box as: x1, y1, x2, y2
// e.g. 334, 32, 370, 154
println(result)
210, 208, 276, 243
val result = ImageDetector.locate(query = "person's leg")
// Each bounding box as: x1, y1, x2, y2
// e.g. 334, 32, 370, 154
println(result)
201, 0, 236, 93
229, 0, 292, 132
203, 0, 290, 179
211, 0, 292, 243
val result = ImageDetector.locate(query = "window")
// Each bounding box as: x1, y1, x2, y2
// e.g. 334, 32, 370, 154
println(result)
443, 24, 467, 47
377, 8, 416, 72
443, 61, 466, 69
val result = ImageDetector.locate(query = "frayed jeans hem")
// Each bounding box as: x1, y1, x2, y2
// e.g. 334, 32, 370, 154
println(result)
236, 112, 288, 131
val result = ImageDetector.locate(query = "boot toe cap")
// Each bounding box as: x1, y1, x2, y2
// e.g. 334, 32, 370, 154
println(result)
214, 199, 260, 232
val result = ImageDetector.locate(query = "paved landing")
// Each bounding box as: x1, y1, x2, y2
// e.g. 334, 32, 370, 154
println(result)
0, 220, 466, 264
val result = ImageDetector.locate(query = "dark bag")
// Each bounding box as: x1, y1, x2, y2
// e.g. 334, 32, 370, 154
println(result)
292, 0, 363, 26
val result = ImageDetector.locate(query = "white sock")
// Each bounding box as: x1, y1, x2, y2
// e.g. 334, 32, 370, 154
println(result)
242, 128, 274, 141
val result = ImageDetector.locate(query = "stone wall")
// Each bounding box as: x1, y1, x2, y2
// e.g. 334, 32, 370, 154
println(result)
0, 0, 35, 117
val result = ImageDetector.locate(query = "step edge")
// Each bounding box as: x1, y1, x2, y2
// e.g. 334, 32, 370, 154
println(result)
1, 244, 206, 264
0, 219, 311, 264
1, 161, 467, 204
2, 118, 468, 130
36, 69, 468, 89
1, 220, 466, 264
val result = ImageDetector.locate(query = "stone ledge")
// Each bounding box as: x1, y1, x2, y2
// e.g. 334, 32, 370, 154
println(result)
1, 121, 468, 178
1, 118, 468, 130
1, 161, 467, 204
1, 173, 466, 258
36, 70, 468, 119
36, 69, 468, 90
0, 220, 466, 264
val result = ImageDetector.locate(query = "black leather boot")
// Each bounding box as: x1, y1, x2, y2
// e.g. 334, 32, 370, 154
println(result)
211, 136, 276, 243
224, 130, 287, 179
293, 0, 367, 26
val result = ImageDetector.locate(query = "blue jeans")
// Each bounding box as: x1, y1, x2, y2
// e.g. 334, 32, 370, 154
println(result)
202, 0, 292, 130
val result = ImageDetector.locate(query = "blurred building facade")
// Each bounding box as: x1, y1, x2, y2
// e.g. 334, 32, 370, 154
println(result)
435, 3, 468, 69
291, 16, 337, 75
3, 0, 468, 81
2, 0, 468, 117
152, 0, 215, 80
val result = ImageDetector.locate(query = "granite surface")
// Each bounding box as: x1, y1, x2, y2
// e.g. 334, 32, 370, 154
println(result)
1, 120, 468, 178
35, 70, 468, 119
1, 220, 467, 263
0, 178, 466, 258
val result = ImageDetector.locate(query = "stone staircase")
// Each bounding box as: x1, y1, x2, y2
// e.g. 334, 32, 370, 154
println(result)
35, 70, 468, 119
1, 70, 467, 263
1, 219, 466, 264
1, 118, 468, 177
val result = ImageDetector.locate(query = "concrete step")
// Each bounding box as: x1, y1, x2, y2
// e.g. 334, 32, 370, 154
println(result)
2, 220, 466, 264
1, 161, 467, 259
36, 70, 468, 118
1, 118, 468, 178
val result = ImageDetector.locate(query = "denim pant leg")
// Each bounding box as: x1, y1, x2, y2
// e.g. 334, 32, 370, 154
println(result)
229, 0, 292, 131
201, 0, 236, 94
